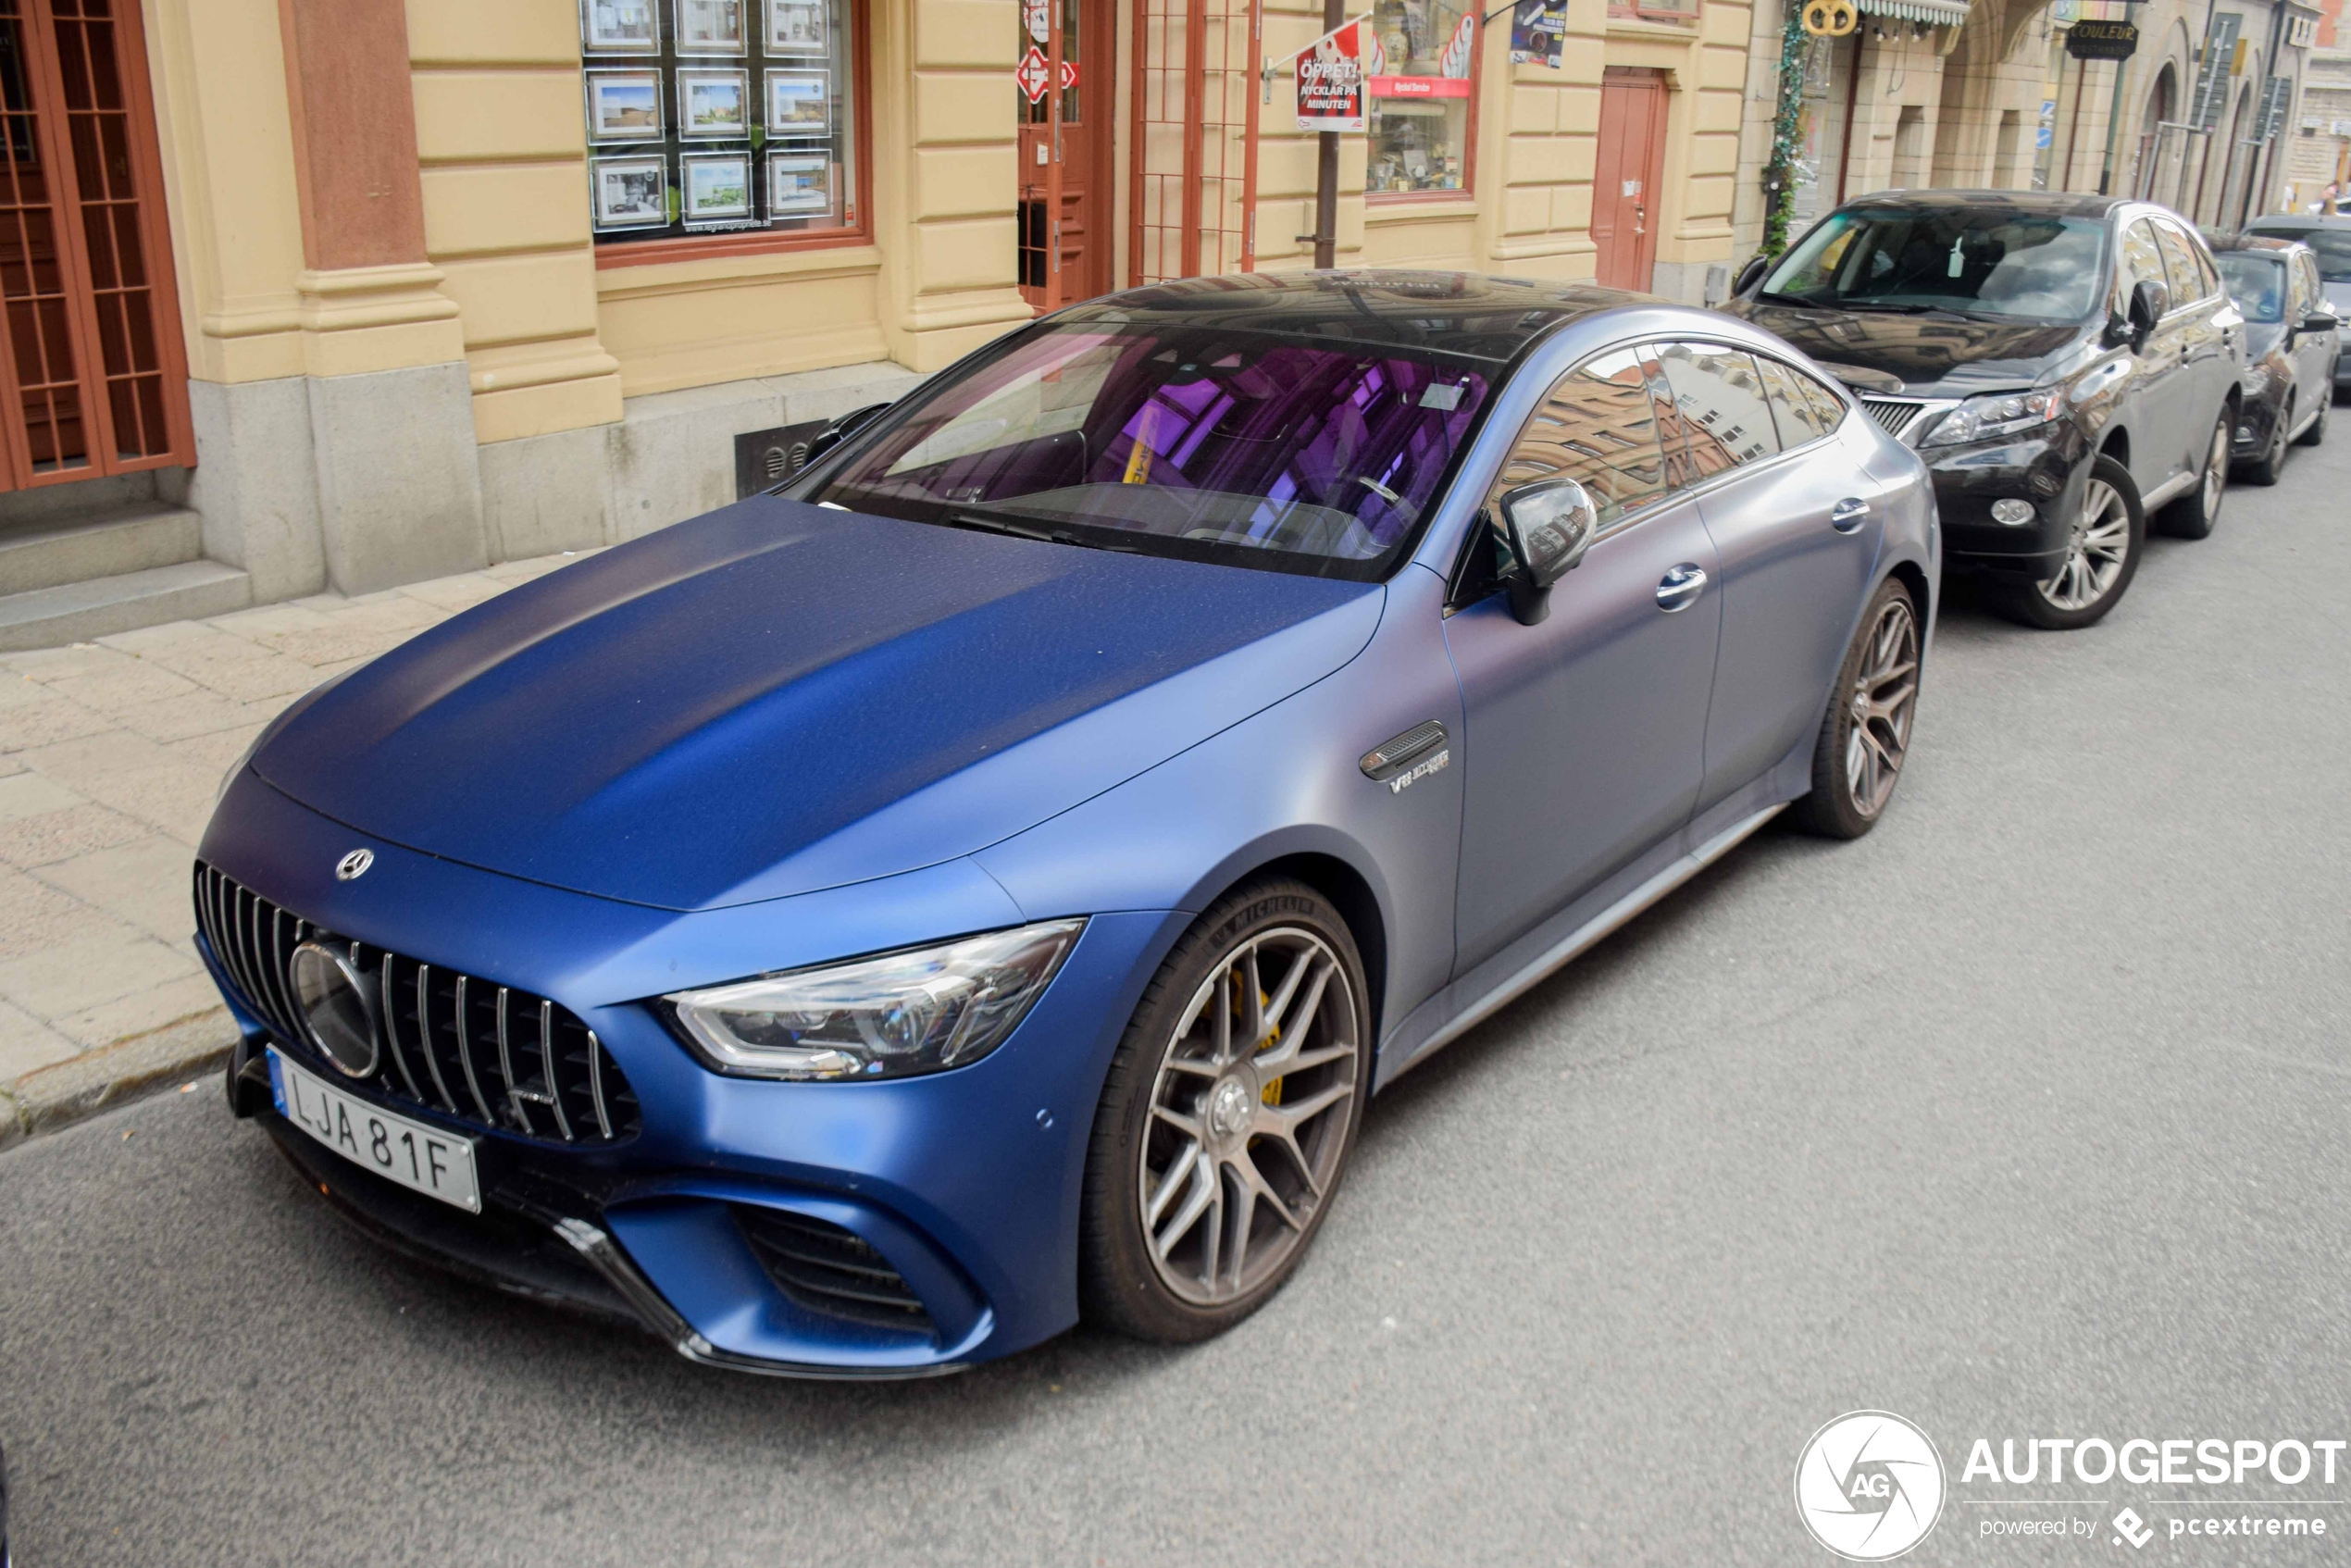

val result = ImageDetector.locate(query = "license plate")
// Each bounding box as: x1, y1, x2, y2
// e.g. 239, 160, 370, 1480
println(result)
268, 1047, 481, 1213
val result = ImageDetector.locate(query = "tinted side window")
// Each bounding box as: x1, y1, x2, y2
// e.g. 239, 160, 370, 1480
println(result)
2119, 220, 2167, 311
1754, 354, 1841, 447
1488, 344, 1673, 529
2153, 221, 2206, 304
1654, 342, 1782, 482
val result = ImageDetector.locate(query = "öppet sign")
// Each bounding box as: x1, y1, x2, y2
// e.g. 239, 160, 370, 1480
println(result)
1296, 19, 1380, 133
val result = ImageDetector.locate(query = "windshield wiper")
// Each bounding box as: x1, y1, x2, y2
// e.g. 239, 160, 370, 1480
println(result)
1755, 289, 1820, 308
1830, 300, 1940, 315
944, 507, 1143, 554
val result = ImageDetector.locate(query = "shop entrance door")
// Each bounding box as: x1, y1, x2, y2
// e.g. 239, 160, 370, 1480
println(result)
1019, 0, 1116, 308
1593, 68, 1666, 292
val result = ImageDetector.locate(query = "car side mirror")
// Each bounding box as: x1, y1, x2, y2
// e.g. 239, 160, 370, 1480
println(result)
1733, 255, 1770, 298
2303, 310, 2340, 335
804, 401, 893, 465
1496, 478, 1598, 627
2125, 279, 2169, 349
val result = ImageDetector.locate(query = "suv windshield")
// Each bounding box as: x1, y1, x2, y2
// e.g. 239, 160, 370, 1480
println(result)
2213, 252, 2286, 322
2245, 224, 2351, 283
804, 323, 1493, 579
1761, 208, 2109, 322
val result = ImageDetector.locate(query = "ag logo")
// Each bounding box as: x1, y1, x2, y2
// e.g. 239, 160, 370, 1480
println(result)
1803, 0, 1858, 33
1794, 1411, 1946, 1561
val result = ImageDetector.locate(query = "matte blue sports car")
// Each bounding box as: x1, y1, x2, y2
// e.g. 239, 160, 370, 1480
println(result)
198, 271, 1936, 1375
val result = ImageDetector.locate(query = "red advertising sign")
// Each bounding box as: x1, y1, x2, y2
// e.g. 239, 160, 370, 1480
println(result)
1365, 75, 1472, 98
1016, 44, 1051, 104
1296, 19, 1378, 133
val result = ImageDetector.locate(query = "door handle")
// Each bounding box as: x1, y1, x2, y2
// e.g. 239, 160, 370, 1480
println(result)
1830, 497, 1871, 532
1656, 563, 1707, 611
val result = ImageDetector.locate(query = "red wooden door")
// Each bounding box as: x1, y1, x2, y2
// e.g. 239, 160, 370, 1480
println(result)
1592, 68, 1666, 292
1018, 0, 1114, 308
0, 0, 191, 492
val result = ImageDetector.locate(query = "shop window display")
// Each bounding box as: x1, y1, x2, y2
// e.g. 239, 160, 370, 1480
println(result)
1367, 0, 1476, 197
583, 0, 863, 252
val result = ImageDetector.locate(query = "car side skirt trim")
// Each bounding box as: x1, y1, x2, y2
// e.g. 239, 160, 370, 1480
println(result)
1378, 803, 1786, 1089
551, 1217, 972, 1381
2138, 469, 2196, 510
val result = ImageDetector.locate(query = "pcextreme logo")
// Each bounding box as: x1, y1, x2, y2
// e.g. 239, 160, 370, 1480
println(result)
1795, 1410, 1948, 1562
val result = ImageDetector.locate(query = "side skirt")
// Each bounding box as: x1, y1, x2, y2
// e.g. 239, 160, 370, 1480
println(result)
1373, 803, 1786, 1089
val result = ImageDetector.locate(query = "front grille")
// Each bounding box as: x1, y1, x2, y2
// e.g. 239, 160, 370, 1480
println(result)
193, 862, 641, 1145
734, 1206, 936, 1334
1859, 398, 1925, 438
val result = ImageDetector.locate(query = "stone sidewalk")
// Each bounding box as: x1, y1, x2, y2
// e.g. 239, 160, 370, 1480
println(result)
0, 550, 591, 1148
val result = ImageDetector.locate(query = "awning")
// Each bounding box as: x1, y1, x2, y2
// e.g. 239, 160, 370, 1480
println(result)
1854, 0, 1971, 24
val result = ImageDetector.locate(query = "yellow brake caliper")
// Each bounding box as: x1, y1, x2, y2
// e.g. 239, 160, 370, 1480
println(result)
1229, 963, 1285, 1106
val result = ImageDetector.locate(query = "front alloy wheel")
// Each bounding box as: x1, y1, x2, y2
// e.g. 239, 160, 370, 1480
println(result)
2243, 395, 2291, 486
1082, 879, 1368, 1341
1987, 452, 2144, 631
2038, 474, 2133, 613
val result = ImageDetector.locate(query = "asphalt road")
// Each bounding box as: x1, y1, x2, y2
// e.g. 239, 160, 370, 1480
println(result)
6, 424, 2351, 1568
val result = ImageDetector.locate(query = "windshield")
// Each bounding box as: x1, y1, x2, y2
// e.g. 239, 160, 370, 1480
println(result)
2213, 252, 2286, 322
804, 323, 1493, 579
1761, 208, 2109, 321
2245, 225, 2351, 283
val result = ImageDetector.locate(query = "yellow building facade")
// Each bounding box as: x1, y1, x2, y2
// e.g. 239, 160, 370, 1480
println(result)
0, 0, 1756, 642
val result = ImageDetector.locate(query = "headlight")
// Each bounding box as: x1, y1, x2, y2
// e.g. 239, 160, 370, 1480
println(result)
2241, 365, 2272, 397
664, 918, 1087, 1081
1919, 388, 2065, 447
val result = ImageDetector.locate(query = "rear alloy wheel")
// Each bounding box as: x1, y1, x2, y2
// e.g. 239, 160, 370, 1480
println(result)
1081, 879, 1368, 1342
2242, 396, 2290, 486
2157, 411, 2231, 539
1988, 454, 2143, 630
1792, 578, 1919, 840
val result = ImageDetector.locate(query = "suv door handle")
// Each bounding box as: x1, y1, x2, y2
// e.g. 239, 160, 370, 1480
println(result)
1656, 563, 1707, 611
1830, 497, 1871, 532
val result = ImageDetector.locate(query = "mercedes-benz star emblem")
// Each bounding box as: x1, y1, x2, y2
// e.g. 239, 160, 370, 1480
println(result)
334, 849, 374, 882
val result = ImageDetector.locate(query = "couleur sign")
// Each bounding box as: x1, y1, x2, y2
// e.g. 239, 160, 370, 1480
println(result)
2065, 19, 2138, 59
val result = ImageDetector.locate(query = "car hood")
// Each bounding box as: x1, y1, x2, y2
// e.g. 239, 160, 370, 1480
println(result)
1732, 302, 2091, 397
253, 498, 1384, 912
2243, 320, 2287, 364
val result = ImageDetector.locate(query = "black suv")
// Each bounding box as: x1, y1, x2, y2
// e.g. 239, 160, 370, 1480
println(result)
1724, 193, 2246, 628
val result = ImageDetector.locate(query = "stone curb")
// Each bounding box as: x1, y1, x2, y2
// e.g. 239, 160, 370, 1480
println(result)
0, 1007, 239, 1152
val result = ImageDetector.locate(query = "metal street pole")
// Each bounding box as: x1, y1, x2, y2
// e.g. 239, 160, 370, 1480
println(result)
2097, 1, 2132, 194
1314, 0, 1342, 268
2242, 0, 2286, 226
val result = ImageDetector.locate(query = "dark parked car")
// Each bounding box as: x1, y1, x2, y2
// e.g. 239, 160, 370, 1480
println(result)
2242, 211, 2351, 397
1725, 192, 2246, 630
193, 273, 1937, 1375
2202, 232, 2338, 482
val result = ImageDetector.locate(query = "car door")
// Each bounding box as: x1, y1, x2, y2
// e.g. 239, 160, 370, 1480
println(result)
2153, 218, 2233, 460
2115, 217, 2193, 500
2292, 252, 2335, 419
1443, 343, 1722, 975
1667, 343, 1884, 817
